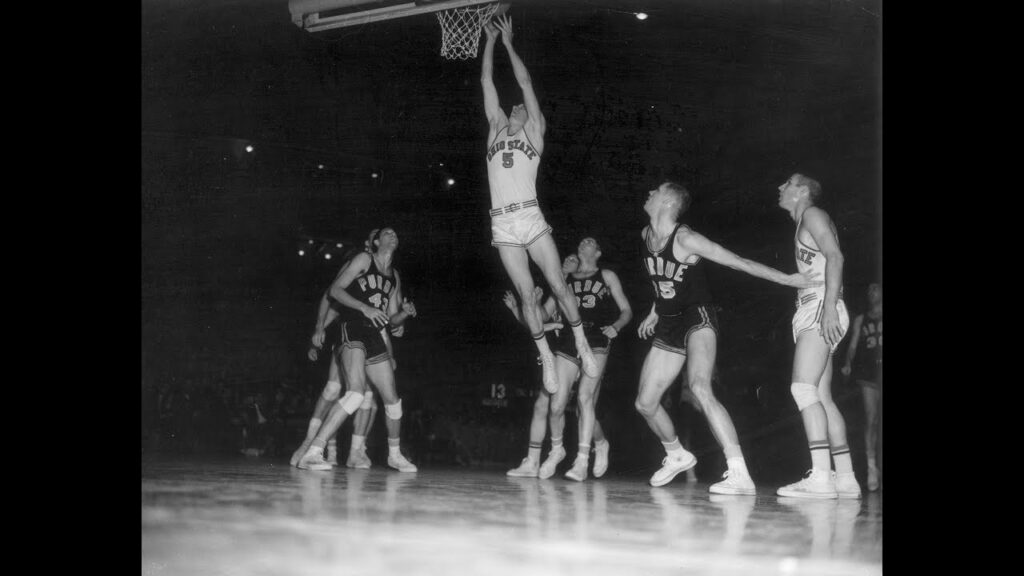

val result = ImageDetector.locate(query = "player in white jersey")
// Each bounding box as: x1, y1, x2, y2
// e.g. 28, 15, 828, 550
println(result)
775, 173, 861, 499
480, 16, 599, 395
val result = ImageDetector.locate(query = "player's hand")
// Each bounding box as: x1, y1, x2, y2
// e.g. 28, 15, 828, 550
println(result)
311, 330, 326, 349
788, 271, 824, 289
495, 14, 513, 45
390, 324, 405, 338
638, 312, 658, 339
401, 298, 418, 318
483, 20, 498, 42
601, 325, 619, 339
532, 286, 544, 304
307, 347, 319, 362
362, 305, 390, 328
543, 321, 563, 332
820, 306, 844, 349
840, 364, 852, 377
502, 290, 517, 311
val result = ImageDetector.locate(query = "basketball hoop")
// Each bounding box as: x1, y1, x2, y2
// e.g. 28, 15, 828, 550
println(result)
436, 2, 504, 60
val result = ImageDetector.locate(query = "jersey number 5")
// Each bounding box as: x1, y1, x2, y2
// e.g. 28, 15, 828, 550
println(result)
502, 152, 514, 168
653, 281, 675, 299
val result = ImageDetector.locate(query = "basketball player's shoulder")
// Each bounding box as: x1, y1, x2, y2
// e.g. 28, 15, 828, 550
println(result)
674, 224, 698, 243
640, 225, 650, 239
349, 251, 373, 270
802, 206, 832, 225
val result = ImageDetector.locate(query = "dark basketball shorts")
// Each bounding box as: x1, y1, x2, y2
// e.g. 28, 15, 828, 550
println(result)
553, 324, 611, 367
338, 321, 392, 366
853, 361, 883, 389
652, 304, 718, 356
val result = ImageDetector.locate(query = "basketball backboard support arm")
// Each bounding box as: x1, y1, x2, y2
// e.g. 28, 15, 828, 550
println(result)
289, 0, 499, 32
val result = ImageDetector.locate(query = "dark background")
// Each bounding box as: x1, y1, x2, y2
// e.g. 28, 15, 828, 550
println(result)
141, 0, 881, 482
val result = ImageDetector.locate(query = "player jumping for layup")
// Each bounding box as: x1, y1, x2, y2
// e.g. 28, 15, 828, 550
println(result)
480, 15, 599, 394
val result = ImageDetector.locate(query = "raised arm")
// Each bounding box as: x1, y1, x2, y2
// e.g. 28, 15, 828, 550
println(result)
678, 228, 820, 289
328, 252, 390, 328
494, 15, 546, 141
600, 269, 634, 339
480, 20, 505, 127
802, 207, 845, 347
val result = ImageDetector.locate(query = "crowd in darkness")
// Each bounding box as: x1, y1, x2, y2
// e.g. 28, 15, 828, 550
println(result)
140, 376, 530, 466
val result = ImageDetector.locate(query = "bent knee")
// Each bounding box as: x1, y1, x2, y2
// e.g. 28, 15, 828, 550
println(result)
635, 397, 658, 417
790, 382, 821, 411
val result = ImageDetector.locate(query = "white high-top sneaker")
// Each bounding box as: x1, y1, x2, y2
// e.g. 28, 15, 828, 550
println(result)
649, 450, 697, 487
776, 469, 838, 499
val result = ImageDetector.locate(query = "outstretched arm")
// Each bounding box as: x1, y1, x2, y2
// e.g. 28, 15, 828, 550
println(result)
678, 228, 821, 289
494, 15, 546, 138
802, 207, 845, 347
480, 21, 504, 126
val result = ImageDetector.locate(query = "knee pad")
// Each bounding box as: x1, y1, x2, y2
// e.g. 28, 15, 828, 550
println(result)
321, 380, 342, 401
360, 389, 374, 410
790, 382, 820, 411
384, 399, 403, 420
338, 391, 365, 415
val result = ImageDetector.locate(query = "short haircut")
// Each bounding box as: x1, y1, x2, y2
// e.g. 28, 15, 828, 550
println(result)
794, 173, 823, 203
662, 181, 692, 216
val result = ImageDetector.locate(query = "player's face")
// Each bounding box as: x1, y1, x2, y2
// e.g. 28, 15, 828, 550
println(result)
562, 254, 580, 274
577, 237, 600, 259
867, 283, 882, 305
376, 228, 399, 250
644, 183, 669, 215
777, 174, 802, 208
510, 104, 528, 124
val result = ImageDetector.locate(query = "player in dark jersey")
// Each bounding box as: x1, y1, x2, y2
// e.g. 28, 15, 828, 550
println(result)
503, 254, 584, 478
480, 16, 600, 396
776, 173, 860, 499
295, 227, 419, 472
551, 237, 632, 481
290, 229, 412, 469
636, 182, 820, 493
841, 282, 882, 491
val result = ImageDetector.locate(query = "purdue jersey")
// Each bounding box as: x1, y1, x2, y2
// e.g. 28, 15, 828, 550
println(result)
568, 269, 618, 328
643, 224, 713, 316
855, 314, 883, 369
335, 256, 395, 326
794, 212, 843, 304
486, 125, 541, 209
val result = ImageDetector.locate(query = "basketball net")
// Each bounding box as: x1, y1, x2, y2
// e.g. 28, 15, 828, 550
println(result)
436, 2, 501, 60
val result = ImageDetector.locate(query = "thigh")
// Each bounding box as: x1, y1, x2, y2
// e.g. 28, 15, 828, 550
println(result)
526, 234, 567, 292
366, 361, 398, 404
638, 347, 687, 406
496, 245, 536, 298
341, 346, 368, 393
792, 330, 832, 386
578, 353, 609, 400
551, 356, 579, 409
684, 327, 717, 389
